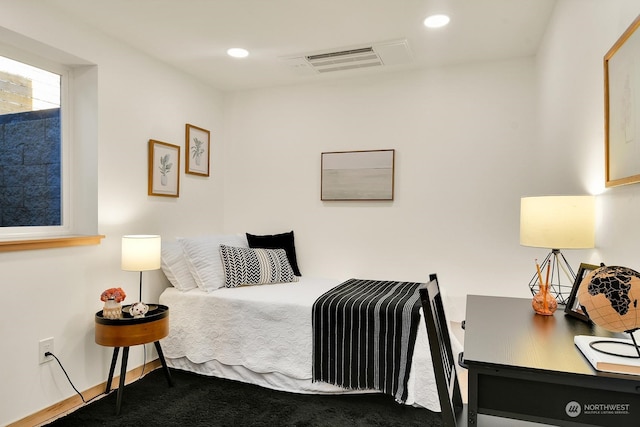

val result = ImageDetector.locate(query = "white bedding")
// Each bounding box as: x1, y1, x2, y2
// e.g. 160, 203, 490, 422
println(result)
159, 277, 447, 412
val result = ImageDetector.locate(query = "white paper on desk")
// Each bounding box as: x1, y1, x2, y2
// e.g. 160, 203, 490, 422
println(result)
574, 335, 640, 375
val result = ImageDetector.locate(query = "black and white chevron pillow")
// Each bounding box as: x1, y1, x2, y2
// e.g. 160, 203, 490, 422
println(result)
219, 244, 299, 288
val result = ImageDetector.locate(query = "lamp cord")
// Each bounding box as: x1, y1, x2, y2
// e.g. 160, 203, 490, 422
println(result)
45, 346, 150, 406
45, 352, 105, 404
141, 345, 147, 377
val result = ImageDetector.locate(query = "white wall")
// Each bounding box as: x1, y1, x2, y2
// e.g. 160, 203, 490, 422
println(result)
3, 0, 640, 424
0, 1, 225, 425
223, 0, 640, 321
536, 0, 640, 270
223, 59, 541, 319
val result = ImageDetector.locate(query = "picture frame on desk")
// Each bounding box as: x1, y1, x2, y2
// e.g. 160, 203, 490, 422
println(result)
564, 262, 600, 322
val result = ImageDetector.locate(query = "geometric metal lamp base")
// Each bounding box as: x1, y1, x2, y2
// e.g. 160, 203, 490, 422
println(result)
527, 249, 576, 305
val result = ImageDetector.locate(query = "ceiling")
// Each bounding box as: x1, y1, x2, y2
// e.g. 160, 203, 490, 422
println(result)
47, 0, 557, 92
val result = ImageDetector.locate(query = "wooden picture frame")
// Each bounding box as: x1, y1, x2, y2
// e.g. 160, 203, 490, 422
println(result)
564, 262, 600, 322
148, 139, 180, 197
605, 15, 640, 187
185, 124, 210, 176
321, 149, 395, 201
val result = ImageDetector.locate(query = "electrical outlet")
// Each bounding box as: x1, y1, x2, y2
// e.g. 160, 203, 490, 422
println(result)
39, 337, 54, 364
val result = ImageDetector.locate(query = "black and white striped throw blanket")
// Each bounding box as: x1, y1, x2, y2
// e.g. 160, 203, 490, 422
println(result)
312, 278, 423, 403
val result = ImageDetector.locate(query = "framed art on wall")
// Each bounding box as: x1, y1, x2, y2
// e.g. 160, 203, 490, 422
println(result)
185, 124, 210, 176
564, 262, 600, 322
605, 15, 640, 187
148, 139, 180, 197
321, 149, 395, 201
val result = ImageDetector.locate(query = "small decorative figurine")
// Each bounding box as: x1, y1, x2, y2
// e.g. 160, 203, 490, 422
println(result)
129, 302, 149, 318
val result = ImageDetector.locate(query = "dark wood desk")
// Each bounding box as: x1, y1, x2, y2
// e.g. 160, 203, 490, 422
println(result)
464, 295, 640, 427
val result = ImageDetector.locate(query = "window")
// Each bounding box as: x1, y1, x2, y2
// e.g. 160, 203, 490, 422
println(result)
0, 30, 101, 250
0, 55, 64, 231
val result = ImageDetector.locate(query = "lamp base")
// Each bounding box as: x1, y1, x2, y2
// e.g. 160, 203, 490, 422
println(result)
528, 249, 576, 305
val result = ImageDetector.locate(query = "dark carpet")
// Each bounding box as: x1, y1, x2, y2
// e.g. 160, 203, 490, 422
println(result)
46, 368, 443, 426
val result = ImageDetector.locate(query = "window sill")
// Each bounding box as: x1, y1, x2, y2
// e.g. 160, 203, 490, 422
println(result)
0, 234, 105, 252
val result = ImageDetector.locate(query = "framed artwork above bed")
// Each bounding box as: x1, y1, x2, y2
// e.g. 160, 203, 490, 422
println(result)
148, 139, 180, 197
321, 149, 395, 201
185, 124, 210, 177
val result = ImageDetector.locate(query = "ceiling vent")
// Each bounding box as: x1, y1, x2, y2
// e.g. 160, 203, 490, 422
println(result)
280, 39, 412, 75
306, 47, 382, 73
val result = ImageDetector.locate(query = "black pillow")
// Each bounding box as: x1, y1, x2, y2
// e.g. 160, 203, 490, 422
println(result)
246, 231, 301, 276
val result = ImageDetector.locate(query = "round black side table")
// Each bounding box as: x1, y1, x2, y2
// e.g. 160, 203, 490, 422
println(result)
95, 304, 173, 414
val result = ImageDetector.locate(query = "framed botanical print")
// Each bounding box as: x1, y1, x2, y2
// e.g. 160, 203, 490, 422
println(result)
148, 139, 180, 197
185, 124, 210, 176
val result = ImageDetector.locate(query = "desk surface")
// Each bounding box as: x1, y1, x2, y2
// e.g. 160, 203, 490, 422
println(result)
464, 295, 640, 427
464, 295, 623, 376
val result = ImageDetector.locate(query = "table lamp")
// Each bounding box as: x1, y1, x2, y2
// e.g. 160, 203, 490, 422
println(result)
520, 196, 595, 304
121, 235, 161, 306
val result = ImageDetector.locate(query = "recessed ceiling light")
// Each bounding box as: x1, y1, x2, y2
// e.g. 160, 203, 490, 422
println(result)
423, 14, 450, 29
227, 48, 249, 58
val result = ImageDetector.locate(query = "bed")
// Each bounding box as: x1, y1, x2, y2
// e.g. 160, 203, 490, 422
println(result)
158, 232, 461, 413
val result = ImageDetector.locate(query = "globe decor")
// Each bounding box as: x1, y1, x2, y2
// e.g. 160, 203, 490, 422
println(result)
578, 265, 640, 358
578, 266, 640, 333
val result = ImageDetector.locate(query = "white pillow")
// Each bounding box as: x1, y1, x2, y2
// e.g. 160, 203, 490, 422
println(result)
178, 234, 249, 292
161, 241, 198, 292
219, 245, 299, 288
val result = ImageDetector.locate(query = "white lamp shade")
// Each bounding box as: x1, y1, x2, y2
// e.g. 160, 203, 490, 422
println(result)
520, 196, 595, 249
121, 235, 161, 271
